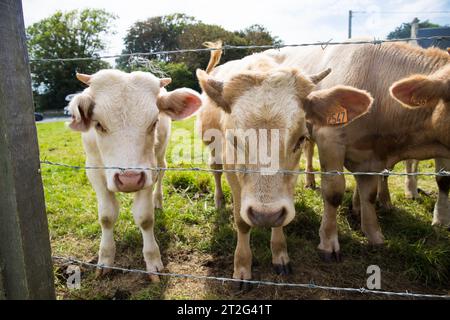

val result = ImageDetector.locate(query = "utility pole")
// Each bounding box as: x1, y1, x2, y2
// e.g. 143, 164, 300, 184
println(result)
348, 10, 353, 39
410, 17, 420, 46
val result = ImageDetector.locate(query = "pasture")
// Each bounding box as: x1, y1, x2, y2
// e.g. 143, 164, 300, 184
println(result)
38, 119, 450, 300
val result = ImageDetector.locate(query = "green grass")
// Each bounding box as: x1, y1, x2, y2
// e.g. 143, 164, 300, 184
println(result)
37, 119, 450, 300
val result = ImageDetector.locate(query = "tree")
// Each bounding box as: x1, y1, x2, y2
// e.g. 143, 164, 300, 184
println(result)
124, 59, 197, 91
27, 9, 117, 110
116, 13, 196, 69
239, 24, 282, 46
387, 18, 442, 39
176, 22, 249, 77
118, 15, 282, 91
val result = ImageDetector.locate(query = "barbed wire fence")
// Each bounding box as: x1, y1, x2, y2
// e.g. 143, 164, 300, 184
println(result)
40, 160, 450, 177
36, 35, 450, 300
53, 256, 450, 300
29, 36, 450, 63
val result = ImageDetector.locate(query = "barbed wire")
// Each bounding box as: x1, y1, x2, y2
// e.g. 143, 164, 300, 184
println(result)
29, 36, 450, 63
52, 256, 450, 299
40, 160, 450, 177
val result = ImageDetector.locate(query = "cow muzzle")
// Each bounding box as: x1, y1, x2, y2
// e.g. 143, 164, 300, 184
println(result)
114, 170, 146, 193
246, 206, 288, 227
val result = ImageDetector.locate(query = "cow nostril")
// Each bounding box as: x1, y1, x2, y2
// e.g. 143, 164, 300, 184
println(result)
114, 173, 123, 186
138, 172, 145, 185
274, 207, 287, 225
247, 206, 255, 224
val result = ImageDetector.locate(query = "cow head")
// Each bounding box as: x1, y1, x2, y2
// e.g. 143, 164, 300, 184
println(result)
68, 69, 201, 193
197, 67, 373, 227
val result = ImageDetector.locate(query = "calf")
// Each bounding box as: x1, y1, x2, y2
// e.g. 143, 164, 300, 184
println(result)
272, 43, 450, 259
68, 70, 201, 280
197, 44, 373, 284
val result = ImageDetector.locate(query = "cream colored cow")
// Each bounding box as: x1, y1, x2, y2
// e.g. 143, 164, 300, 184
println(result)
68, 69, 201, 281
197, 44, 373, 286
276, 43, 450, 260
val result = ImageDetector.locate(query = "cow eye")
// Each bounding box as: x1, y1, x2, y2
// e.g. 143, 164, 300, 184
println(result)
293, 136, 306, 153
95, 121, 107, 133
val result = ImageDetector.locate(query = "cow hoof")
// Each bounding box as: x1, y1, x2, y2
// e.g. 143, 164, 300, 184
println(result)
148, 274, 161, 283
215, 196, 226, 210
154, 203, 163, 210
95, 267, 111, 279
153, 196, 163, 209
319, 250, 342, 263
233, 279, 253, 294
305, 183, 316, 190
273, 262, 293, 275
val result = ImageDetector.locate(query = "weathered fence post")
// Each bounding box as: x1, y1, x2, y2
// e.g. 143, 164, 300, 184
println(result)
0, 0, 55, 299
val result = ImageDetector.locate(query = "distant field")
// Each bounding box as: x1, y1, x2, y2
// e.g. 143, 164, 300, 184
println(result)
37, 119, 450, 300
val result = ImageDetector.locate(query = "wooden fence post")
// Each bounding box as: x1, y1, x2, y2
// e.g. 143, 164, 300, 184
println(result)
0, 0, 55, 299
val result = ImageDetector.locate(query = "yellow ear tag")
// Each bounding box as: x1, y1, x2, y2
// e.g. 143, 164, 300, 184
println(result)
327, 106, 348, 125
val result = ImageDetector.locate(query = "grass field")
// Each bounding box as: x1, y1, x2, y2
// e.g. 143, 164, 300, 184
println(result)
37, 119, 450, 300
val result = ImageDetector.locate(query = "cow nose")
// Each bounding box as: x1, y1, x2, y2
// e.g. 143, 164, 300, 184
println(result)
114, 171, 146, 192
247, 207, 287, 227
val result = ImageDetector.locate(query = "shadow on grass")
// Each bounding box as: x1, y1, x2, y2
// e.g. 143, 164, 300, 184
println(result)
340, 189, 450, 287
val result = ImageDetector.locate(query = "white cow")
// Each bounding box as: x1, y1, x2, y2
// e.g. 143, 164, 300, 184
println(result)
68, 69, 201, 281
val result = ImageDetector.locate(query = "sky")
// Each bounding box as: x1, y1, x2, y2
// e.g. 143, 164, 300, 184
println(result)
22, 0, 450, 57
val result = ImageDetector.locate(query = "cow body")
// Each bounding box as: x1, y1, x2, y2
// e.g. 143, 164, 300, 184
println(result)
68, 70, 201, 280
271, 42, 450, 255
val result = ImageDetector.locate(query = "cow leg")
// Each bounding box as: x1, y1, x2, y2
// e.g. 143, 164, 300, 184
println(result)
271, 227, 291, 275
133, 189, 163, 282
405, 159, 420, 199
225, 173, 252, 291
433, 158, 450, 226
377, 176, 393, 211
234, 215, 252, 288
211, 161, 225, 209
351, 186, 361, 218
304, 140, 316, 189
86, 169, 120, 277
153, 154, 166, 209
317, 145, 345, 262
355, 175, 385, 245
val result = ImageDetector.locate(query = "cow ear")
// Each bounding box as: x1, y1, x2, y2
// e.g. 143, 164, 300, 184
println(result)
390, 75, 445, 108
160, 78, 172, 88
76, 73, 92, 86
303, 85, 373, 126
157, 88, 202, 120
196, 69, 231, 113
67, 94, 95, 131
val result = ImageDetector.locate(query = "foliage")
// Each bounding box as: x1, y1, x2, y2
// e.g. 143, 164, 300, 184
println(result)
387, 19, 442, 39
117, 15, 281, 90
27, 9, 117, 110
116, 13, 196, 68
